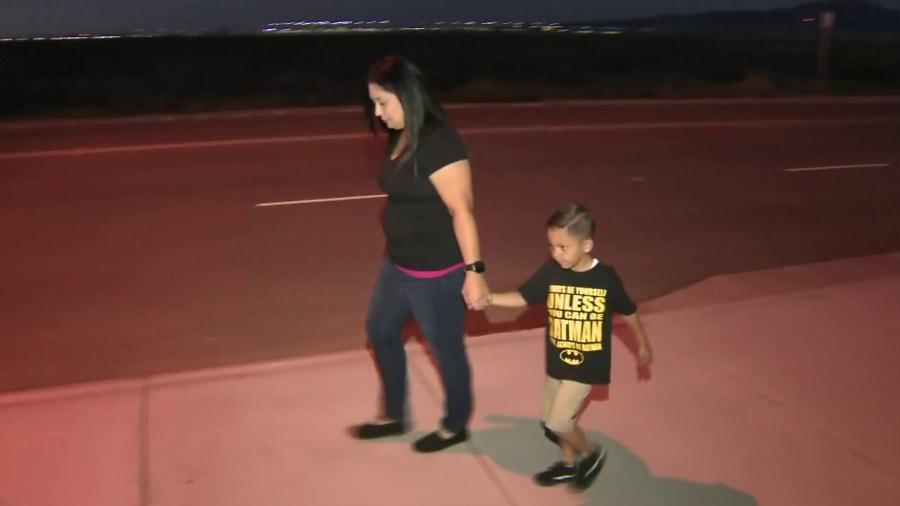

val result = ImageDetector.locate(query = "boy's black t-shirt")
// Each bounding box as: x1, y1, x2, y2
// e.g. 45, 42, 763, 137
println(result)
378, 122, 468, 270
518, 259, 637, 384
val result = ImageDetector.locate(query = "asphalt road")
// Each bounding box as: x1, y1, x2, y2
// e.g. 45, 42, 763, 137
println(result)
1, 97, 898, 393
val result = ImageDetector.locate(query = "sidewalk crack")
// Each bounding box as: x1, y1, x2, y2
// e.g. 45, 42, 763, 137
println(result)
409, 351, 520, 506
139, 379, 150, 506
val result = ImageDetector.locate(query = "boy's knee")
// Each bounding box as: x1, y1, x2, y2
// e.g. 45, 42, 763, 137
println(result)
541, 422, 561, 445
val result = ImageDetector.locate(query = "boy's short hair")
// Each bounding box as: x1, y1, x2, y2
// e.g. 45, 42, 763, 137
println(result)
547, 202, 595, 239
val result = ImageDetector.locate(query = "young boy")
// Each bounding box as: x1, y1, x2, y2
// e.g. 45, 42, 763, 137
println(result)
488, 202, 653, 490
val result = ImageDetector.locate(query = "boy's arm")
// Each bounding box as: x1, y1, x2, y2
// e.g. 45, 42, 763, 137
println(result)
489, 259, 552, 309
487, 291, 527, 308
621, 312, 653, 367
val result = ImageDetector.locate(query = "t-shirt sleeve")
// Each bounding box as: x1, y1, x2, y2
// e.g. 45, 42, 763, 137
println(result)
608, 267, 637, 315
517, 260, 553, 305
415, 123, 469, 178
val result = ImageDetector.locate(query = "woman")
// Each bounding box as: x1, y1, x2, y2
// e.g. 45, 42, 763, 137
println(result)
350, 55, 490, 453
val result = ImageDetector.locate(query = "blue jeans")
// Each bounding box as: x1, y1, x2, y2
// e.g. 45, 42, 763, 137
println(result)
365, 259, 472, 433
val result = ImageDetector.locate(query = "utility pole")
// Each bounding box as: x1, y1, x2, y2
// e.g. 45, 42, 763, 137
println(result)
816, 10, 835, 95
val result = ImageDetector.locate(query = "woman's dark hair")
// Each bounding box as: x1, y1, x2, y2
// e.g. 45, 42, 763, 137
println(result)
547, 203, 595, 239
365, 55, 448, 161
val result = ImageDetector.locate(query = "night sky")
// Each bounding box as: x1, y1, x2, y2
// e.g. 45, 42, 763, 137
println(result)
2, 0, 899, 37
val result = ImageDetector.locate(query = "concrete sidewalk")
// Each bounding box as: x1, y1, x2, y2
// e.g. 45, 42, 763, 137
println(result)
1, 253, 898, 506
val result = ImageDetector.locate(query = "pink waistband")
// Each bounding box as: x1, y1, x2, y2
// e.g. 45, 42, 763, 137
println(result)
395, 262, 464, 278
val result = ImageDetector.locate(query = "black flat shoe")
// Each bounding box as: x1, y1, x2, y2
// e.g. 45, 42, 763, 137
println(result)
412, 429, 468, 453
349, 420, 406, 440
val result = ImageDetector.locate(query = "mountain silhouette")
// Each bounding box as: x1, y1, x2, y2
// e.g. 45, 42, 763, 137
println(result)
575, 1, 900, 41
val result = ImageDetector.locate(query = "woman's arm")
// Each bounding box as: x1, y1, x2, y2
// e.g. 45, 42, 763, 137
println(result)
430, 159, 490, 310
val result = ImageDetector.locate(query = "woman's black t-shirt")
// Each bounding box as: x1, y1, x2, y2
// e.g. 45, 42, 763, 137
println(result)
378, 122, 469, 270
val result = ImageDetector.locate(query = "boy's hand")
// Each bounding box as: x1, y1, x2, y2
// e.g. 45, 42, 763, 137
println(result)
637, 345, 653, 367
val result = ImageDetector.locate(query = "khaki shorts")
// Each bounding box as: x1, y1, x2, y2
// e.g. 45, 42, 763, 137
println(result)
541, 376, 592, 433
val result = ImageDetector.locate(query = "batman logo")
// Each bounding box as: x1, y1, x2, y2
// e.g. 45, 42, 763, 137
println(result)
559, 349, 585, 366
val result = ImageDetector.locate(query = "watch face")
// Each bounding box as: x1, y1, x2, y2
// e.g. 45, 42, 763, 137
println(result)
466, 261, 485, 273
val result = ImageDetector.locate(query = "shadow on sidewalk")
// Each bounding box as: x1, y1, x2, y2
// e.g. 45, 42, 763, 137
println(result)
358, 413, 757, 506
469, 414, 757, 506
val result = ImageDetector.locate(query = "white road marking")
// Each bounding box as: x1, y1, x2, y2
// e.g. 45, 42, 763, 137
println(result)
3, 117, 897, 160
0, 133, 367, 160
546, 95, 900, 107
255, 194, 387, 207
784, 163, 891, 173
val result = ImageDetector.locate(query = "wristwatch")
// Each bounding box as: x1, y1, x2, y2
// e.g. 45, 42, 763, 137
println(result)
463, 261, 486, 273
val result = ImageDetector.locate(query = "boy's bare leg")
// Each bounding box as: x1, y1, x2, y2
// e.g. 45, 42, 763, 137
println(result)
559, 441, 576, 465
554, 425, 606, 490
533, 429, 583, 487
554, 425, 593, 458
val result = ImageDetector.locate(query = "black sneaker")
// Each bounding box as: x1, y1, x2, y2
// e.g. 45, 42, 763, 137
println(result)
349, 420, 406, 440
573, 446, 606, 490
533, 461, 576, 486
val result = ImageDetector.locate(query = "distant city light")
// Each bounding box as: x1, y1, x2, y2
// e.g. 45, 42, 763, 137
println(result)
2, 19, 633, 41
802, 17, 816, 22
257, 19, 583, 35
